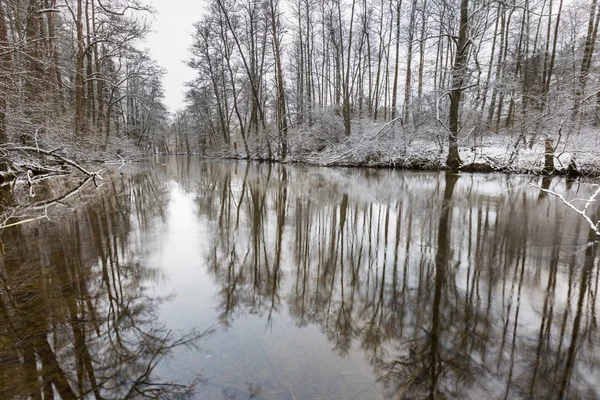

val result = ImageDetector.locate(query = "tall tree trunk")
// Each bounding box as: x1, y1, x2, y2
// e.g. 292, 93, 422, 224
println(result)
494, 9, 512, 130
0, 2, 9, 143
573, 0, 600, 117
75, 0, 86, 135
417, 0, 427, 102
373, 0, 386, 121
541, 0, 553, 94
446, 0, 470, 169
390, 0, 402, 120
403, 0, 417, 121
341, 0, 356, 136
543, 0, 562, 100
506, 5, 527, 128
46, 0, 64, 111
479, 7, 499, 114
305, 0, 314, 124
270, 0, 289, 158
487, 5, 505, 123
25, 0, 43, 109
85, 0, 95, 127
93, 3, 104, 135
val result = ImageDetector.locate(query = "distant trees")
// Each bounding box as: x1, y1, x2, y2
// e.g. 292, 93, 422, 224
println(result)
0, 0, 167, 151
180, 0, 600, 167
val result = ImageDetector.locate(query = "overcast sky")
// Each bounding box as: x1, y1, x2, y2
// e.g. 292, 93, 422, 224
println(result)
146, 0, 206, 113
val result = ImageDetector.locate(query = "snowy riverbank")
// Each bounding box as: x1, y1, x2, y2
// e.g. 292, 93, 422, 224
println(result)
276, 120, 600, 177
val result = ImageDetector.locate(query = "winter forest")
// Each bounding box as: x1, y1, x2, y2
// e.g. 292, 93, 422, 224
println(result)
1, 0, 600, 172
5, 1, 600, 398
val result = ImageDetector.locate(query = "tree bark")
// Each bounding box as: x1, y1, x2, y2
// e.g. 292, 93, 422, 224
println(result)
270, 0, 289, 158
403, 0, 417, 121
446, 0, 470, 170
0, 2, 9, 143
390, 0, 402, 120
573, 0, 600, 117
75, 0, 86, 135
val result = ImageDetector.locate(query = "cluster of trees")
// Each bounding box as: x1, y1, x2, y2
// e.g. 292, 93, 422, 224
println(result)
172, 0, 600, 167
0, 0, 167, 151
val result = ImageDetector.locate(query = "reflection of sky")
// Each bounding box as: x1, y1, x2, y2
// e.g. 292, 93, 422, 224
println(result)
146, 160, 600, 398
153, 180, 382, 398
151, 184, 218, 330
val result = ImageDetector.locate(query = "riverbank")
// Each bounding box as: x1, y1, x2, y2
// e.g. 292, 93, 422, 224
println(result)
294, 120, 600, 176
205, 120, 600, 178
0, 131, 145, 184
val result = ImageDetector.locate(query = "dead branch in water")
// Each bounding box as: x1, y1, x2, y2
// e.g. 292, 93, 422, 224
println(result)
0, 144, 103, 178
534, 183, 600, 238
0, 175, 96, 230
0, 145, 106, 231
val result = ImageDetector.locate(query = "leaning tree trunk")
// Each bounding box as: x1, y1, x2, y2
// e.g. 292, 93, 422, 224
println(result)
446, 0, 470, 170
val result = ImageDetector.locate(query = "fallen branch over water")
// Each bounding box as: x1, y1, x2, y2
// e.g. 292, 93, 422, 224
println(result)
534, 183, 600, 238
0, 145, 105, 231
0, 144, 104, 179
0, 175, 96, 231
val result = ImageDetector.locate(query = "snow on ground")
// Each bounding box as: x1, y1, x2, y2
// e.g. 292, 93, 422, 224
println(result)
282, 119, 600, 176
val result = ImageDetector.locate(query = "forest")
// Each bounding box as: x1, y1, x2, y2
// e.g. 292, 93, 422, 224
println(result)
3, 1, 600, 396
0, 0, 167, 181
1, 0, 600, 174
176, 0, 600, 173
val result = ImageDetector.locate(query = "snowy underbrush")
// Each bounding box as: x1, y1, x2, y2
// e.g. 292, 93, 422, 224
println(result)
5, 108, 148, 163
4, 117, 144, 165
284, 119, 600, 176
0, 118, 147, 188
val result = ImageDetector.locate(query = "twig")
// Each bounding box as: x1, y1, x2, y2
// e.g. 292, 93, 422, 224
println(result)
436, 91, 451, 134
325, 118, 404, 166
370, 117, 404, 140
0, 215, 49, 229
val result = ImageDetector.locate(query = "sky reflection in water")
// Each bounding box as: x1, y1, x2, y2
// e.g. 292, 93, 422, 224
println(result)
1, 157, 600, 399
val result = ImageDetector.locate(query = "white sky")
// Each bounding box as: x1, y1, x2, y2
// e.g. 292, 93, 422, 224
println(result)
146, 0, 207, 113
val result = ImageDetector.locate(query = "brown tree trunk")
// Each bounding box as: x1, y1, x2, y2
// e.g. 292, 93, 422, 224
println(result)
85, 0, 95, 127
390, 0, 402, 120
0, 2, 9, 143
75, 0, 86, 135
270, 0, 289, 158
25, 0, 43, 107
446, 0, 470, 170
544, 137, 555, 173
46, 0, 65, 111
487, 6, 505, 123
403, 0, 417, 121
573, 0, 600, 117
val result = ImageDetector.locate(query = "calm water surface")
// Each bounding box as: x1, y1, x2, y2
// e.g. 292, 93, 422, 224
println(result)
1, 157, 600, 399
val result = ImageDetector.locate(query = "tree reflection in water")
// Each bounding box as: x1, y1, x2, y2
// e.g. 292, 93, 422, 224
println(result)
5, 158, 598, 399
0, 169, 207, 399
186, 160, 600, 399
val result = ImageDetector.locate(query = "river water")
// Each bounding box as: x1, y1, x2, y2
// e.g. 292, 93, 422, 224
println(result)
1, 157, 599, 399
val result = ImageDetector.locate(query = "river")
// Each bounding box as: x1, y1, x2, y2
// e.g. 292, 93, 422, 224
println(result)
1, 157, 599, 399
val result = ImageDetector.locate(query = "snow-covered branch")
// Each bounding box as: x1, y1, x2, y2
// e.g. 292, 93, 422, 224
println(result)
534, 183, 600, 238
